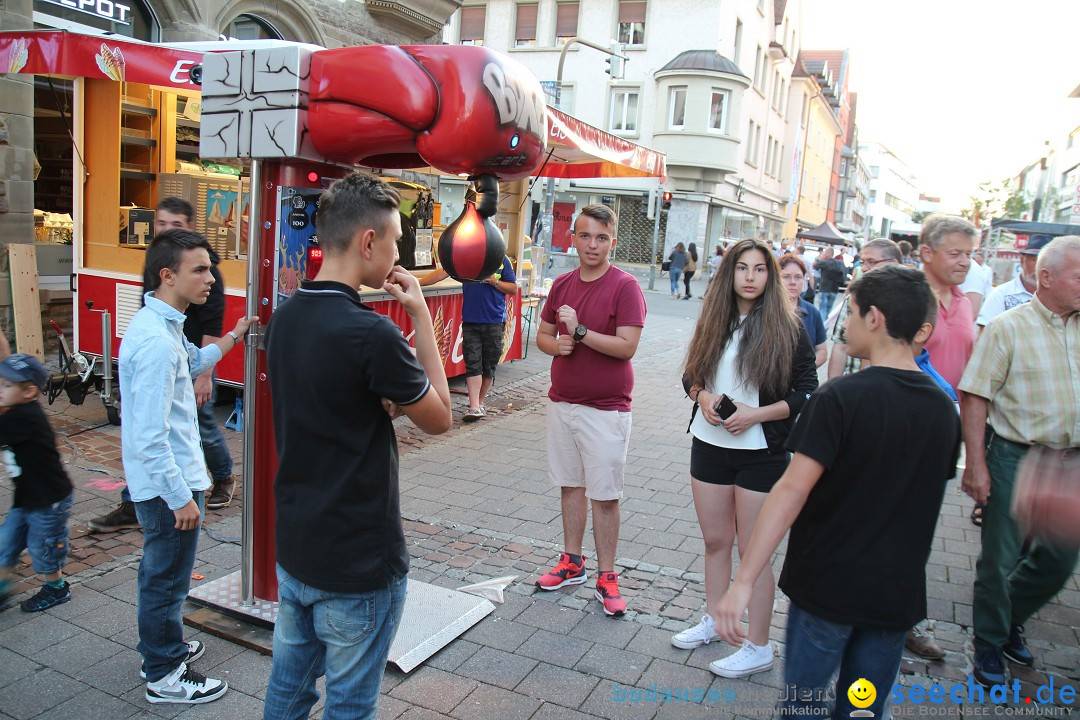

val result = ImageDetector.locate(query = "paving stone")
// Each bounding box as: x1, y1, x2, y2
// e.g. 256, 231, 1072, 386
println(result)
35, 687, 141, 720
34, 630, 128, 678
515, 628, 594, 669
530, 701, 605, 720
574, 644, 650, 686
0, 615, 82, 655
0, 668, 86, 719
461, 616, 535, 652
571, 612, 640, 649
390, 666, 479, 715
450, 684, 541, 720
456, 646, 538, 690
517, 661, 600, 708
515, 599, 583, 635
424, 639, 481, 673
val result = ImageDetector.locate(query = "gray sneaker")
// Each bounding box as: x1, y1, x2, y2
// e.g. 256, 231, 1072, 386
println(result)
462, 407, 485, 423
145, 662, 227, 705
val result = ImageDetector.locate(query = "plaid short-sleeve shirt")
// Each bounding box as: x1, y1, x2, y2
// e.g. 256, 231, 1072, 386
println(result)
958, 294, 1080, 448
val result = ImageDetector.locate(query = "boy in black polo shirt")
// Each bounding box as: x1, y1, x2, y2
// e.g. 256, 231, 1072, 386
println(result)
263, 172, 453, 720
714, 265, 961, 718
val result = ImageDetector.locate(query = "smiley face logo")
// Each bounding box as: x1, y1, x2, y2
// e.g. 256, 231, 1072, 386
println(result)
847, 678, 876, 709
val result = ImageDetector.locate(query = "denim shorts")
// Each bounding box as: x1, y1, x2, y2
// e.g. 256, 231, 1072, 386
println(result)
0, 493, 73, 575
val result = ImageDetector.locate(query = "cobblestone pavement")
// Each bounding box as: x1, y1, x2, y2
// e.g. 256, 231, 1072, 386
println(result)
0, 268, 1077, 719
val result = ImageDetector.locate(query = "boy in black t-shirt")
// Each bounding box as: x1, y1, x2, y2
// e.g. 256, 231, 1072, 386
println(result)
0, 354, 75, 612
715, 265, 961, 718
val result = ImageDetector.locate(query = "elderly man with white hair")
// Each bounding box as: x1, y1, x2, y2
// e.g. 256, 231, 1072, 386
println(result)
959, 235, 1080, 687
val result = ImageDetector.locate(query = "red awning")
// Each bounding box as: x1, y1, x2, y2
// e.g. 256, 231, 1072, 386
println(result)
542, 108, 666, 180
1, 30, 202, 89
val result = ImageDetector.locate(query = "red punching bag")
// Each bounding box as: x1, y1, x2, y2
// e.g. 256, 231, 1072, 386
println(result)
438, 175, 506, 282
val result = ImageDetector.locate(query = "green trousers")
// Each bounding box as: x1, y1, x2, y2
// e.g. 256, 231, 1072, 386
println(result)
972, 428, 1079, 650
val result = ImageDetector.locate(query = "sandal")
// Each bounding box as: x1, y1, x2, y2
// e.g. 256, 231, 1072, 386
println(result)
970, 505, 983, 527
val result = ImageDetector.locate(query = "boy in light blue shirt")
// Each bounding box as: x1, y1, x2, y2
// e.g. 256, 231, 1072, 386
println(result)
120, 229, 254, 705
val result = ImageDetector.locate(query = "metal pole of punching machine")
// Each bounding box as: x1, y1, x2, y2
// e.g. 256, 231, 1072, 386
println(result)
240, 159, 262, 606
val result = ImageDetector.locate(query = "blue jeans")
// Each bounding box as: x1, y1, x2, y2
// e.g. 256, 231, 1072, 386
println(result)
783, 602, 906, 719
817, 291, 838, 318
669, 268, 682, 295
264, 565, 408, 720
120, 374, 232, 504
0, 494, 72, 575
135, 492, 204, 683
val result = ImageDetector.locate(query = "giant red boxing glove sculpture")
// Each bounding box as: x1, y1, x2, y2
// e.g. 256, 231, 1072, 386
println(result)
308, 45, 547, 182
308, 45, 547, 281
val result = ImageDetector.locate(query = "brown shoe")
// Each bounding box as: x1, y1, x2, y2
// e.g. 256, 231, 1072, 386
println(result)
206, 478, 235, 510
87, 501, 140, 532
905, 630, 946, 660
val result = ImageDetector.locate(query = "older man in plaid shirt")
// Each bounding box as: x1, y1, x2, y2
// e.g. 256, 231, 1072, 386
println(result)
959, 235, 1080, 688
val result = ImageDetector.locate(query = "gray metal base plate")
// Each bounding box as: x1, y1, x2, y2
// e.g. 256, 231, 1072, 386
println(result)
187, 571, 495, 673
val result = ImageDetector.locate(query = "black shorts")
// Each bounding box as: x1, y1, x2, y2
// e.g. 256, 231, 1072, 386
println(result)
690, 436, 789, 493
462, 322, 505, 378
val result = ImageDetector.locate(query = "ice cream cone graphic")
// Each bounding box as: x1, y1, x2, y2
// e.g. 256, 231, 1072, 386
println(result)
95, 44, 126, 81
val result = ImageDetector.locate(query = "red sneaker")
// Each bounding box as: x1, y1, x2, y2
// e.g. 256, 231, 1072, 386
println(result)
535, 553, 587, 590
595, 571, 627, 616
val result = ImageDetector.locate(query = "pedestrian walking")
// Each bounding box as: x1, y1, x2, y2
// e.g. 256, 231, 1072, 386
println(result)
0, 354, 75, 613
668, 243, 687, 298
958, 235, 1080, 687
682, 242, 698, 299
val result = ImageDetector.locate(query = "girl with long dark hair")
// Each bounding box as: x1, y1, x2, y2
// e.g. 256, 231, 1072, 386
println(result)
683, 242, 698, 299
671, 239, 818, 678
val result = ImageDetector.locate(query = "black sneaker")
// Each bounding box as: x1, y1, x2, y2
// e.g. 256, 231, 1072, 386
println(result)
145, 662, 227, 704
20, 582, 71, 612
1003, 625, 1035, 666
973, 646, 1007, 687
140, 640, 205, 679
87, 501, 140, 532
206, 479, 235, 510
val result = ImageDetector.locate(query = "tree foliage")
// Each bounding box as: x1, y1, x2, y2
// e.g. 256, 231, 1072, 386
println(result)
961, 179, 1030, 226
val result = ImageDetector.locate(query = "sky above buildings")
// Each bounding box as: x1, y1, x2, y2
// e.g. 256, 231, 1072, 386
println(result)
801, 0, 1080, 212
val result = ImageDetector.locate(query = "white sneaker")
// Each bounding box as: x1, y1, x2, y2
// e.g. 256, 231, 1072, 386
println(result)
709, 641, 774, 678
140, 640, 204, 679
145, 662, 228, 704
672, 614, 720, 649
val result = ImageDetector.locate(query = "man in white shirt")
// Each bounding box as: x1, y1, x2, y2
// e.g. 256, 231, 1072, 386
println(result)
959, 248, 994, 320
976, 235, 1049, 331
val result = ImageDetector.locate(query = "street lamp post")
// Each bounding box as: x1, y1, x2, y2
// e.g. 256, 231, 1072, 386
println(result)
534, 38, 628, 292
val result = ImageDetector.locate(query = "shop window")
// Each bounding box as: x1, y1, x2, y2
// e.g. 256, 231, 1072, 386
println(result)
617, 1, 646, 46
609, 88, 639, 134
460, 5, 486, 45
668, 87, 686, 130
32, 77, 75, 218
555, 2, 579, 46
515, 3, 538, 47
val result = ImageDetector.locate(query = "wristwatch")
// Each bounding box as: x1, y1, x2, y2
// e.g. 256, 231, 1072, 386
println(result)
573, 324, 587, 342
227, 330, 241, 344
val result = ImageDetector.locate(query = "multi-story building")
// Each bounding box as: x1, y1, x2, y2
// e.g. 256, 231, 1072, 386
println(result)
782, 52, 842, 240
443, 0, 804, 260
860, 141, 920, 240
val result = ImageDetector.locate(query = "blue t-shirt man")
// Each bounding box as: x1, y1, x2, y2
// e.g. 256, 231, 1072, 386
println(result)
462, 257, 516, 323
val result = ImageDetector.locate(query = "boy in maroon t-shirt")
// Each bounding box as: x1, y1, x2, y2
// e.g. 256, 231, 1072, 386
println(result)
533, 204, 647, 616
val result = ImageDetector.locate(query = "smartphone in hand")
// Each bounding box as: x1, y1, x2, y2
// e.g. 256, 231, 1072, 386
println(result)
715, 394, 738, 421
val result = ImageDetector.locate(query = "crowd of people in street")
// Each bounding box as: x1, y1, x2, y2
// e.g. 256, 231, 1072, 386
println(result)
0, 168, 1077, 718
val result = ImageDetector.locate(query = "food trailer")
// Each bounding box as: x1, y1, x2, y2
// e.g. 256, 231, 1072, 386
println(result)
3, 29, 666, 667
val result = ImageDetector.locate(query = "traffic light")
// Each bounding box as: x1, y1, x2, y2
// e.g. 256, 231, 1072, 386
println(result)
605, 44, 625, 79
662, 191, 672, 210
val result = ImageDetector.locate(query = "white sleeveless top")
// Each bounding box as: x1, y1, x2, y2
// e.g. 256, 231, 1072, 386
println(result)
689, 322, 768, 450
